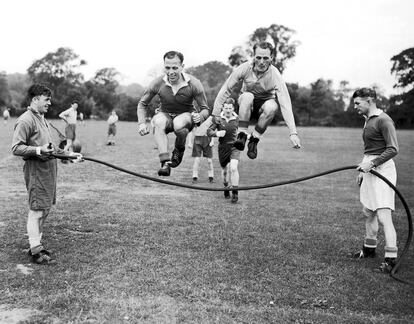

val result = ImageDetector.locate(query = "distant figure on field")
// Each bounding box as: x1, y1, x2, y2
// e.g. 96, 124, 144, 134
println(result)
107, 110, 119, 146
3, 108, 10, 124
59, 101, 78, 153
79, 111, 85, 126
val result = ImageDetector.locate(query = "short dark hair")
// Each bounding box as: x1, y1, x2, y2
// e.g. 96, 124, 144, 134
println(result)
352, 88, 377, 100
225, 98, 235, 106
27, 84, 52, 102
163, 51, 184, 63
253, 42, 274, 56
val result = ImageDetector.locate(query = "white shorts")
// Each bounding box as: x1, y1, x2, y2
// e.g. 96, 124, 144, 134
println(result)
360, 155, 396, 211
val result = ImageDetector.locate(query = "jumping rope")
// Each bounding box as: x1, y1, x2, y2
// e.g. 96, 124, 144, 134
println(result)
54, 153, 413, 285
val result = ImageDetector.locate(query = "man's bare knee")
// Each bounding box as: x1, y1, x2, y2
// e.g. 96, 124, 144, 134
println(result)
173, 113, 192, 131
362, 206, 375, 218
261, 100, 278, 116
238, 93, 254, 108
153, 114, 168, 129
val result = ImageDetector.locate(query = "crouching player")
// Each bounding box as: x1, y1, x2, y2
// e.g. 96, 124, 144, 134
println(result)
207, 98, 240, 203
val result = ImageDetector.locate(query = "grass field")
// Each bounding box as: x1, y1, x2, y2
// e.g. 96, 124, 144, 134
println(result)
1, 119, 413, 323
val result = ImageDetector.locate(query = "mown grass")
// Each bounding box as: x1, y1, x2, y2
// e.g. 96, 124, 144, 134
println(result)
1, 119, 413, 323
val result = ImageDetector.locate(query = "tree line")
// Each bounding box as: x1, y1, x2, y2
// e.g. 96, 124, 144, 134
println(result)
1, 24, 413, 128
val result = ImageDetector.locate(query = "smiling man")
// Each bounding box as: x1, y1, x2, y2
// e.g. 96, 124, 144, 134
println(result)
12, 83, 83, 265
352, 87, 399, 274
137, 51, 211, 176
213, 42, 301, 159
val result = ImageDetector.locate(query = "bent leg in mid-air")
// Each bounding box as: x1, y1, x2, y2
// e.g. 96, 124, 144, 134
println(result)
169, 112, 193, 168
153, 113, 173, 176
247, 99, 278, 159
234, 92, 254, 151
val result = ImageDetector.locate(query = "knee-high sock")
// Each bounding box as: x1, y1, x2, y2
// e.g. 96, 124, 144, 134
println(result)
207, 158, 214, 178
363, 207, 378, 243
192, 157, 200, 178
27, 210, 43, 249
377, 209, 398, 258
221, 165, 229, 185
174, 128, 189, 150
229, 160, 239, 187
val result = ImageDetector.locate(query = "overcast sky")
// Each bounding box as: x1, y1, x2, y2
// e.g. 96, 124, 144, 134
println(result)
1, 0, 413, 95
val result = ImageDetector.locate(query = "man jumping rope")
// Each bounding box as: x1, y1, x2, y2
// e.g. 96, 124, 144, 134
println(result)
213, 42, 301, 159
137, 51, 211, 176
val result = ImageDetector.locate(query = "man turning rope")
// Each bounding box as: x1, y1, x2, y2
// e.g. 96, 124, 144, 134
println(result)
12, 84, 83, 265
352, 87, 399, 273
137, 51, 211, 176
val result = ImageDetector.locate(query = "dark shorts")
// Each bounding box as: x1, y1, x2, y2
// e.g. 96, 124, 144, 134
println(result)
65, 124, 76, 140
192, 136, 213, 158
158, 112, 194, 134
218, 143, 240, 168
108, 124, 117, 136
251, 97, 279, 120
24, 159, 57, 210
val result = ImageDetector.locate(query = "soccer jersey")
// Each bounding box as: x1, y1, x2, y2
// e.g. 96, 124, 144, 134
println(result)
107, 114, 118, 125
12, 108, 59, 209
212, 61, 296, 134
59, 107, 77, 124
363, 109, 398, 166
207, 112, 239, 145
138, 73, 210, 124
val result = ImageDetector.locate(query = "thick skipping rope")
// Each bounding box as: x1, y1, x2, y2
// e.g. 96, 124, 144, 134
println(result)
54, 153, 413, 285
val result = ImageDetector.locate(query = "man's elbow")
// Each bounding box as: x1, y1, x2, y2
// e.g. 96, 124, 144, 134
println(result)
11, 145, 21, 156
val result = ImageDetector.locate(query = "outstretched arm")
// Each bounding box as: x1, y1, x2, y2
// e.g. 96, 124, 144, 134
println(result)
213, 64, 247, 116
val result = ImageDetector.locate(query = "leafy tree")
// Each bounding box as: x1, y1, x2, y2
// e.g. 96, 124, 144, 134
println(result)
117, 83, 145, 99
27, 47, 86, 85
228, 46, 248, 67
390, 48, 414, 89
228, 24, 299, 73
307, 79, 344, 126
27, 47, 88, 118
0, 71, 11, 108
86, 67, 120, 117
388, 47, 414, 128
7, 73, 31, 114
186, 61, 233, 107
287, 83, 311, 126
116, 93, 138, 121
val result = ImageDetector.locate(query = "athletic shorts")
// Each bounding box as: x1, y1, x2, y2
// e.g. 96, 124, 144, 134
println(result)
250, 97, 279, 120
157, 112, 194, 134
65, 123, 77, 140
108, 124, 117, 136
360, 155, 396, 211
24, 159, 57, 210
192, 136, 213, 158
218, 143, 240, 168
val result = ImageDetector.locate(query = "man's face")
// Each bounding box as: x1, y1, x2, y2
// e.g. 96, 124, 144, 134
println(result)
253, 47, 273, 74
353, 97, 371, 115
34, 95, 52, 114
164, 55, 184, 84
222, 103, 234, 117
